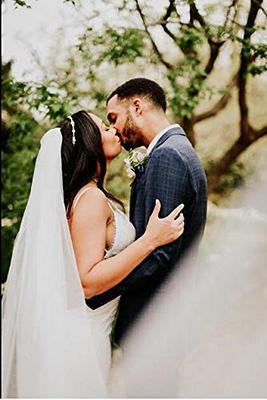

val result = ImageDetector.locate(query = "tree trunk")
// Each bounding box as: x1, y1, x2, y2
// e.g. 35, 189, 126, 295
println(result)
206, 124, 267, 193
206, 136, 252, 192
182, 117, 196, 147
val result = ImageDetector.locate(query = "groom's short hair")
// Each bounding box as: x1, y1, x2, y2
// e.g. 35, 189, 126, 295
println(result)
107, 78, 167, 112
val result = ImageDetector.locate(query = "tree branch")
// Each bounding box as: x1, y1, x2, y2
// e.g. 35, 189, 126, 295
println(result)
134, 0, 172, 69
189, 2, 225, 75
206, 124, 267, 193
181, 117, 197, 147
238, 0, 263, 138
206, 0, 265, 194
254, 124, 267, 139
160, 21, 178, 46
189, 2, 206, 27
223, 0, 238, 31
160, 1, 188, 49
193, 74, 237, 123
203, 1, 239, 75
163, 0, 175, 21
251, 0, 267, 18
205, 39, 224, 75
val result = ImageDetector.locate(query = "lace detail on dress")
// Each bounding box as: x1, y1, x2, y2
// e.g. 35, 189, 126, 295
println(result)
105, 202, 136, 259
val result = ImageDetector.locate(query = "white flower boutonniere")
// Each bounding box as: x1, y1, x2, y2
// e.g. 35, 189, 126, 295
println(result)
124, 148, 149, 178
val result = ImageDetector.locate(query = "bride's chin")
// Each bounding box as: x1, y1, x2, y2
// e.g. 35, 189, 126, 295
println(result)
106, 148, 122, 162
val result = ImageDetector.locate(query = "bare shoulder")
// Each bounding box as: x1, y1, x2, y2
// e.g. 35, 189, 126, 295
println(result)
72, 187, 110, 221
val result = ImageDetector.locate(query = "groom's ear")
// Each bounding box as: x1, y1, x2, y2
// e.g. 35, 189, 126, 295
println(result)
132, 98, 143, 116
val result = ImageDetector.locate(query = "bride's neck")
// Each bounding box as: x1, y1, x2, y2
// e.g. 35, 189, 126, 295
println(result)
104, 160, 110, 186
89, 160, 110, 187
106, 159, 111, 169
104, 160, 111, 187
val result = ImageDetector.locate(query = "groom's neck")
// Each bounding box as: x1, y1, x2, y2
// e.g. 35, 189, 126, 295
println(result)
142, 113, 171, 147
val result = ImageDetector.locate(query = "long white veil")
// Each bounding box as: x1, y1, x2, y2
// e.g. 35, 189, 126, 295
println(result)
2, 129, 107, 398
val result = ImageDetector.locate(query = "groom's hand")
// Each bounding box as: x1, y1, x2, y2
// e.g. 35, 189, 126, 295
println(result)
144, 200, 184, 249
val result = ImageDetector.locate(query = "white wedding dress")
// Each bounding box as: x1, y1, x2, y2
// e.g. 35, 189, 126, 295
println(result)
2, 129, 135, 398
73, 188, 136, 385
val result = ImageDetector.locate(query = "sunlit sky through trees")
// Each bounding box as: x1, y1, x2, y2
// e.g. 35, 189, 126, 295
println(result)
3, 0, 267, 81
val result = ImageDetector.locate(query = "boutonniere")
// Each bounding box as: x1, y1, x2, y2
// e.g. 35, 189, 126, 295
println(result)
124, 148, 150, 178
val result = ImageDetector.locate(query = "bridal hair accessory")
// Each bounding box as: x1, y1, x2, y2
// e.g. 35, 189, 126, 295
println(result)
67, 115, 76, 145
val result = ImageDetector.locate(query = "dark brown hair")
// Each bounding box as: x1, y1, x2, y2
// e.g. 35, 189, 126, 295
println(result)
107, 77, 167, 111
59, 110, 124, 217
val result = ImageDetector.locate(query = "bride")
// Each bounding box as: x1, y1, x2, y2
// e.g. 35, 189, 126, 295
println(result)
2, 110, 184, 398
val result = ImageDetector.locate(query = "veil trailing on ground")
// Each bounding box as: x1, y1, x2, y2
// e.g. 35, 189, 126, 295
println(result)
2, 129, 106, 398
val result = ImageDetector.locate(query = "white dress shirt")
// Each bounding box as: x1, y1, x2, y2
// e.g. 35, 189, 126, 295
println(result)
147, 124, 180, 155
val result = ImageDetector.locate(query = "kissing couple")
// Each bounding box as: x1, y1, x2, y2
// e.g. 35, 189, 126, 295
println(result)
2, 78, 207, 397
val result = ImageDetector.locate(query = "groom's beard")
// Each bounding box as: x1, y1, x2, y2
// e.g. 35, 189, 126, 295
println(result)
121, 114, 144, 151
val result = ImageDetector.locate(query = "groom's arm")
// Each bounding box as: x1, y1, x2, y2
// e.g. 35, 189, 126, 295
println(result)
86, 147, 189, 308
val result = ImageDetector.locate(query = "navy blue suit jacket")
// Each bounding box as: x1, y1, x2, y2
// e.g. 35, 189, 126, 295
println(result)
86, 127, 208, 343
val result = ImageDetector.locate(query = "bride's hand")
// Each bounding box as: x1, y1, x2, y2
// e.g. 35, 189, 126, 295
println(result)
143, 200, 184, 249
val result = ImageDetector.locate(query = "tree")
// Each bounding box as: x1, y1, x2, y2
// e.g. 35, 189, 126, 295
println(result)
2, 0, 267, 280
75, 0, 267, 193
1, 62, 40, 281
7, 0, 267, 194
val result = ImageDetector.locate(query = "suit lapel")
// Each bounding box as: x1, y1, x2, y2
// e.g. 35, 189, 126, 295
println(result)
129, 127, 186, 221
130, 177, 139, 221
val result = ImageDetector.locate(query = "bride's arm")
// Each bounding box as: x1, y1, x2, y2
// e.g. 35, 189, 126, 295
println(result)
69, 188, 184, 299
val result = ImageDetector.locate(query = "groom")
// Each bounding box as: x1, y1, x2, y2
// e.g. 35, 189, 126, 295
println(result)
86, 78, 208, 344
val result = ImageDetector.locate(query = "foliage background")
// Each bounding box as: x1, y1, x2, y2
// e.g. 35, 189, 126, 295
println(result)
2, 0, 267, 282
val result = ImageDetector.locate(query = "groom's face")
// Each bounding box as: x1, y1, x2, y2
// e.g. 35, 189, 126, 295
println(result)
107, 95, 144, 150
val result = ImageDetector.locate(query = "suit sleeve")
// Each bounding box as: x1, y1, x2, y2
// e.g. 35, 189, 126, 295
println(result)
86, 147, 189, 308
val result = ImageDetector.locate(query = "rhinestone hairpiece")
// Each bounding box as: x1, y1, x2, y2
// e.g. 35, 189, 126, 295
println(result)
67, 115, 76, 145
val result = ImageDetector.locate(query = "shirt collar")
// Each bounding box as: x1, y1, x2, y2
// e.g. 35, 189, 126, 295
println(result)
147, 124, 180, 155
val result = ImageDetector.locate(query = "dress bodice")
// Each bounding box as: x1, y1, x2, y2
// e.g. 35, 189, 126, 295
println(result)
74, 193, 136, 384
104, 204, 136, 259
72, 188, 136, 384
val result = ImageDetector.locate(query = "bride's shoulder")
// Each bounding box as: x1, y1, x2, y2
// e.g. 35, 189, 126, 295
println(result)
72, 186, 110, 217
